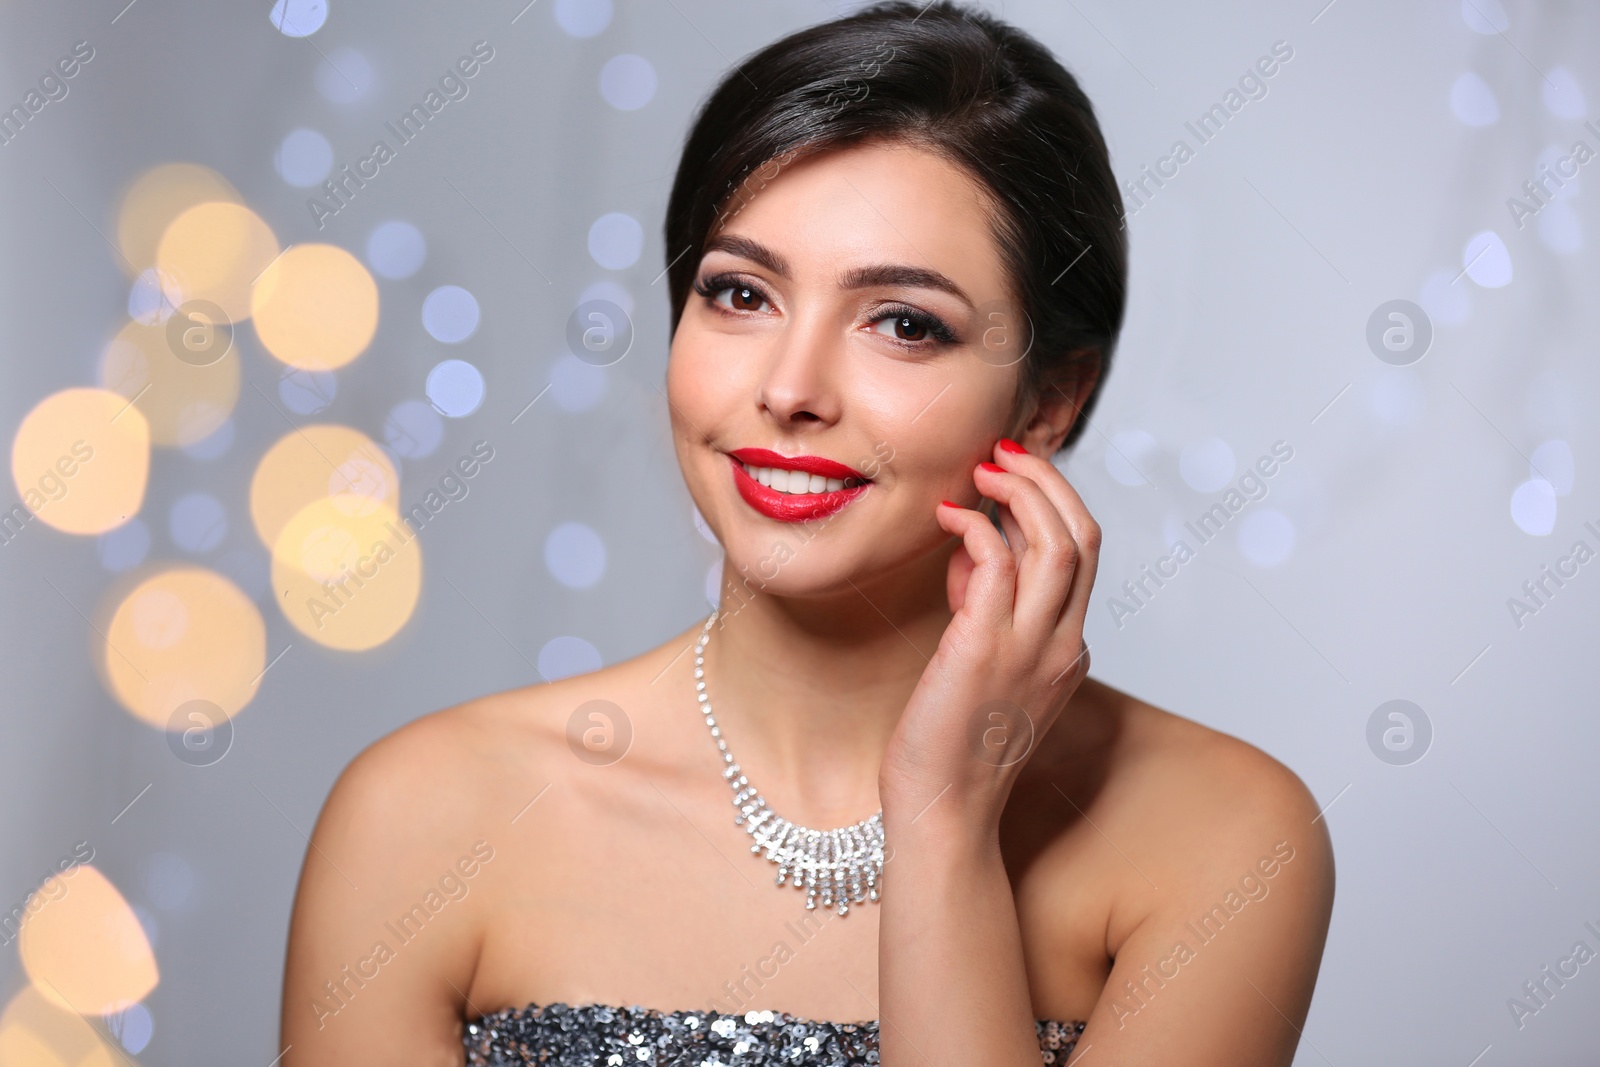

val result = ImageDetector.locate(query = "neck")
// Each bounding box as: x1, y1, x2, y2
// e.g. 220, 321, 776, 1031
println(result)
696, 542, 956, 827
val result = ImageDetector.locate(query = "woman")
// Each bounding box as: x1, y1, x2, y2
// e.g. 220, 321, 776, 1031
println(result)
280, 3, 1334, 1063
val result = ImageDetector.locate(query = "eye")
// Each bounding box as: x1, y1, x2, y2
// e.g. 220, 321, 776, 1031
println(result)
870, 314, 927, 342
866, 305, 958, 346
717, 284, 769, 313
693, 272, 774, 315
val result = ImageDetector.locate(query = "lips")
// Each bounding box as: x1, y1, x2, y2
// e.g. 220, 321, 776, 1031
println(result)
725, 448, 872, 523
727, 447, 869, 482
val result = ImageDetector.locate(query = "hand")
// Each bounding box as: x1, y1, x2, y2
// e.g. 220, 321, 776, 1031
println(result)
878, 437, 1100, 833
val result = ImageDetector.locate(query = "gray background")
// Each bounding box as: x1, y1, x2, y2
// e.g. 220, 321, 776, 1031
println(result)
1, 0, 1596, 1063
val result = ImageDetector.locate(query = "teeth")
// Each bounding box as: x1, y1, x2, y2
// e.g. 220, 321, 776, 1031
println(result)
740, 463, 861, 495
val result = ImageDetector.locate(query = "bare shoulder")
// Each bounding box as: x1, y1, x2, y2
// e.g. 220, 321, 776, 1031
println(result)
324, 663, 649, 830
314, 616, 706, 842
1013, 682, 1339, 1050
312, 689, 536, 850
281, 630, 700, 1052
1045, 678, 1336, 955
288, 684, 564, 948
1120, 684, 1324, 817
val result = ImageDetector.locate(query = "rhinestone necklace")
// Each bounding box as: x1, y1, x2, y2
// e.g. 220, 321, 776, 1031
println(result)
693, 611, 885, 916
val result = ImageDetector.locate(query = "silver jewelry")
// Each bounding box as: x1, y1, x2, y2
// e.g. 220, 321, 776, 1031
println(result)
693, 610, 885, 916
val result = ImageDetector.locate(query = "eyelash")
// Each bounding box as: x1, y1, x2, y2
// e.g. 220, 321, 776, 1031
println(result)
690, 271, 961, 347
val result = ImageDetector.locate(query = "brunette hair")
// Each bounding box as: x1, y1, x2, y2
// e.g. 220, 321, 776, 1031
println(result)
663, 0, 1127, 453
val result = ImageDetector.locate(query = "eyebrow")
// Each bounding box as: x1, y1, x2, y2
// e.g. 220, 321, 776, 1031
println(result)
701, 233, 974, 308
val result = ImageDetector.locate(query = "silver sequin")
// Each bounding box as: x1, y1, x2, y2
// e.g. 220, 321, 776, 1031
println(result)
464, 1002, 1086, 1066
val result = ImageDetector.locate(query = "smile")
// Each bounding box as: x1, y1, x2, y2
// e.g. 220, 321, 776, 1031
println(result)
725, 447, 872, 523
739, 463, 865, 494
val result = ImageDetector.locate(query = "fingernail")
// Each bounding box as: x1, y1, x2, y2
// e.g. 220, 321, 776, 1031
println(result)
997, 438, 1027, 454
939, 499, 962, 508
979, 461, 1005, 473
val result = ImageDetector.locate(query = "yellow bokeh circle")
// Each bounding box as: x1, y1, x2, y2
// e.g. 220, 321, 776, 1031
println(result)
17, 866, 159, 1017
249, 424, 401, 552
10, 387, 150, 535
114, 161, 243, 279
252, 243, 380, 370
272, 497, 421, 651
155, 201, 280, 323
95, 564, 267, 727
0, 985, 121, 1066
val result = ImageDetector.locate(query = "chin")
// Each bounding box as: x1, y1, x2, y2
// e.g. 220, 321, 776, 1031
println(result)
715, 533, 845, 599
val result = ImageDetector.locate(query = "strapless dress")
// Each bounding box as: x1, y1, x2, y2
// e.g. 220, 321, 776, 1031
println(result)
464, 1001, 1086, 1065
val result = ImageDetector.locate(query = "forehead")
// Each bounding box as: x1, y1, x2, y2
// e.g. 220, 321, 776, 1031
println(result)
707, 140, 1010, 302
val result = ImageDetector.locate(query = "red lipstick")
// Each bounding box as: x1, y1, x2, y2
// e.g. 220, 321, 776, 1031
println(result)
728, 448, 868, 481
726, 448, 871, 523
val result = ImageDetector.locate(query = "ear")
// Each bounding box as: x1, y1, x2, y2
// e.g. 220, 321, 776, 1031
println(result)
1016, 350, 1101, 456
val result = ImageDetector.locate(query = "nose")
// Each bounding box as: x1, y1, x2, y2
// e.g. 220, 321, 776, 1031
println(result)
757, 308, 842, 428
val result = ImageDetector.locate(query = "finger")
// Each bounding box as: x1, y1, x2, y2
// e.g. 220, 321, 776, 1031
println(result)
972, 461, 1076, 637
995, 498, 1027, 561
976, 465, 1029, 563
982, 496, 1030, 601
934, 498, 1016, 631
992, 441, 1102, 639
946, 541, 975, 614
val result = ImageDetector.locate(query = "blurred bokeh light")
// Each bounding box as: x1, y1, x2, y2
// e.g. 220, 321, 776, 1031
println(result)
17, 866, 158, 1017
251, 243, 380, 370
10, 388, 150, 535
92, 564, 267, 727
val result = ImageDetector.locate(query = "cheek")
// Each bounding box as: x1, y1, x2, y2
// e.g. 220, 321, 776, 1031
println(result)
851, 365, 1009, 487
666, 330, 716, 433
666, 326, 748, 495
668, 320, 744, 410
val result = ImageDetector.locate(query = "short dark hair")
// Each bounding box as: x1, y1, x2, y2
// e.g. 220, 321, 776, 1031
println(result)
664, 0, 1127, 454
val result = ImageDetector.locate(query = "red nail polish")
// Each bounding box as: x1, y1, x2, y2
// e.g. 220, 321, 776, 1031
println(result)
939, 500, 962, 508
979, 461, 1005, 473
997, 438, 1027, 454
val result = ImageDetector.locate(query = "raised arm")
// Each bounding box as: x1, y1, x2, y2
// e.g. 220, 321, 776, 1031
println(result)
877, 439, 1106, 1066
881, 712, 1334, 1067
875, 438, 1334, 1065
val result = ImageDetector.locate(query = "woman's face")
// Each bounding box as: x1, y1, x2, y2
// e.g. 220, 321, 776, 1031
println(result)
667, 139, 1029, 598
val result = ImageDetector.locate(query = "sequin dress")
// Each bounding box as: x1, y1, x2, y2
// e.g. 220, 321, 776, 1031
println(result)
463, 1001, 1087, 1065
